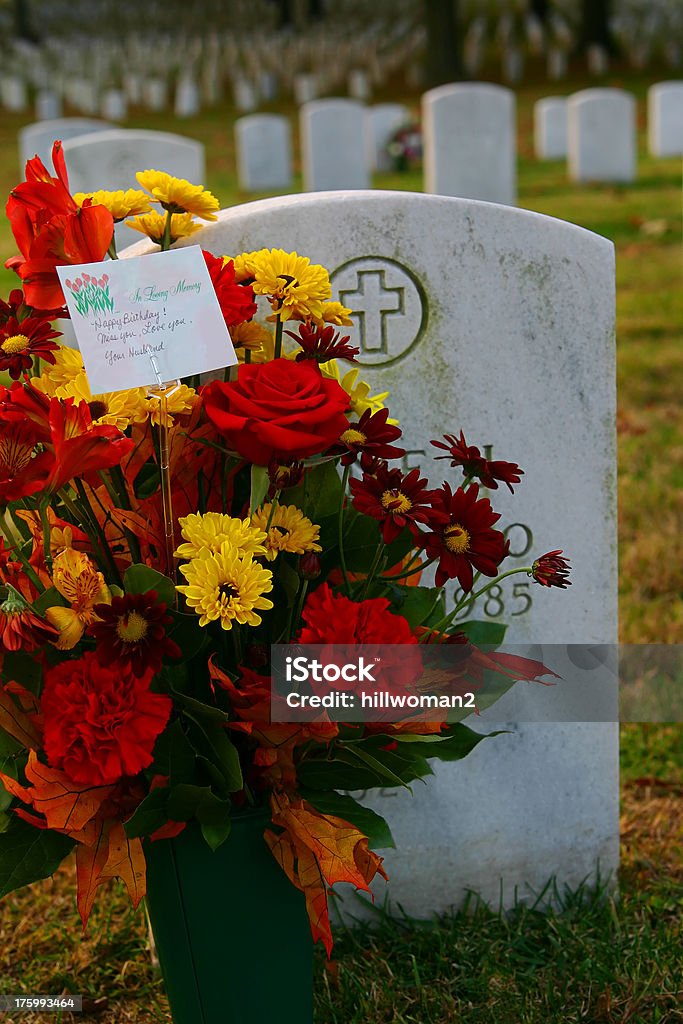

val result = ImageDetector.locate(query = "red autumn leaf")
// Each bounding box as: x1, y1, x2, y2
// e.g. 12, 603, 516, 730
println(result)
75, 817, 111, 926
99, 822, 146, 910
0, 684, 41, 749
0, 751, 113, 833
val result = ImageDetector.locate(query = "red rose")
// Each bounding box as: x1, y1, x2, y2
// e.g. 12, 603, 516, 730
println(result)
202, 358, 349, 465
41, 651, 171, 786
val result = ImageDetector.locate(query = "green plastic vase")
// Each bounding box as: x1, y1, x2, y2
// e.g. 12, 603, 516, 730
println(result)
144, 810, 313, 1024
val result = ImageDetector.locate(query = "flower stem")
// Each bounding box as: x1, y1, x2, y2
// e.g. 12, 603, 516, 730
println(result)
0, 513, 46, 593
337, 464, 352, 595
39, 500, 52, 576
273, 319, 284, 359
161, 209, 173, 252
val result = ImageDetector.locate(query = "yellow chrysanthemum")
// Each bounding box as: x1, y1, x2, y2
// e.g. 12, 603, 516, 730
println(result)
315, 301, 354, 327
136, 170, 220, 221
243, 249, 332, 322
250, 504, 322, 562
231, 320, 274, 354
177, 545, 274, 630
31, 345, 84, 393
126, 211, 201, 245
143, 383, 198, 426
176, 513, 267, 561
321, 363, 395, 421
73, 189, 152, 221
45, 549, 111, 650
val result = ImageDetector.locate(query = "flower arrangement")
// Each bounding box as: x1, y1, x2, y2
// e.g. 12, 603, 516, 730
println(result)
0, 143, 571, 956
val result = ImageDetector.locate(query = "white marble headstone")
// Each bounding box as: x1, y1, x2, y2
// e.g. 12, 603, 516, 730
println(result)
423, 83, 517, 205
301, 99, 370, 191
348, 69, 370, 101
175, 77, 201, 118
233, 79, 258, 113
366, 103, 410, 172
1, 75, 28, 112
143, 77, 168, 112
35, 90, 62, 121
567, 88, 636, 183
293, 73, 318, 105
534, 97, 568, 159
101, 89, 127, 122
647, 81, 683, 157
122, 190, 618, 915
235, 114, 293, 193
18, 117, 111, 170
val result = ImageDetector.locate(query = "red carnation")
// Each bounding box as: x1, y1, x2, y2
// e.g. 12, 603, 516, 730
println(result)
203, 250, 257, 329
350, 464, 437, 543
431, 431, 523, 493
89, 590, 182, 677
202, 358, 349, 466
41, 651, 171, 786
422, 483, 509, 590
298, 583, 417, 646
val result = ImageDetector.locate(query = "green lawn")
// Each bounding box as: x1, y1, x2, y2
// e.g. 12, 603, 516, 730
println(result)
0, 65, 681, 1024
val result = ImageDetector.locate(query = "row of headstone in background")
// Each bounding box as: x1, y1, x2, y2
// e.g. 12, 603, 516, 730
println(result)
120, 188, 618, 921
535, 81, 683, 167
234, 102, 411, 193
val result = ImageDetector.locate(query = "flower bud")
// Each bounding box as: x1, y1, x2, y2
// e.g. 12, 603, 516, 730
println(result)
299, 551, 322, 580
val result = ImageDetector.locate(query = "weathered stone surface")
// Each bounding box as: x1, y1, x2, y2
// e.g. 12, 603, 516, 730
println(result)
567, 88, 636, 183
122, 190, 618, 915
423, 83, 516, 204
18, 117, 111, 170
366, 103, 410, 172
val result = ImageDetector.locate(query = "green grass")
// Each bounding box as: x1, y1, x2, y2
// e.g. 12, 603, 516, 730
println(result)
0, 64, 681, 1023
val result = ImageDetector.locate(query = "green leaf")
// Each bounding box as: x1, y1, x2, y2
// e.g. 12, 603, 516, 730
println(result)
250, 464, 270, 513
166, 610, 208, 662
342, 515, 382, 572
299, 736, 434, 792
124, 786, 170, 838
288, 459, 343, 520
387, 585, 443, 629
185, 716, 243, 793
393, 723, 496, 762
167, 784, 231, 826
0, 652, 42, 694
302, 791, 395, 850
456, 620, 507, 647
0, 816, 75, 899
32, 586, 67, 615
171, 688, 232, 723
201, 818, 232, 852
124, 564, 176, 607
151, 720, 196, 782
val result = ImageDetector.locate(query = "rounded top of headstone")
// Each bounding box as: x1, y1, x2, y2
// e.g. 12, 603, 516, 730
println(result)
120, 190, 614, 263
61, 128, 203, 153
424, 81, 514, 102
568, 88, 634, 104
301, 98, 366, 113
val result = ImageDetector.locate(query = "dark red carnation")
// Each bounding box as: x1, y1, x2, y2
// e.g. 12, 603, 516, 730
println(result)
422, 483, 509, 590
41, 650, 171, 786
298, 583, 417, 646
203, 250, 257, 329
202, 358, 349, 466
431, 431, 523, 493
350, 464, 437, 543
89, 590, 182, 677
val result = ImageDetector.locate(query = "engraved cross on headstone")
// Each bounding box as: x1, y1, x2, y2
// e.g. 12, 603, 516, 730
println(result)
339, 269, 404, 355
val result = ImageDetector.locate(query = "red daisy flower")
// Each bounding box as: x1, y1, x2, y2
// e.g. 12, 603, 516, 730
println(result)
41, 650, 172, 786
530, 550, 572, 589
286, 322, 359, 363
203, 250, 257, 329
0, 587, 59, 652
0, 289, 28, 326
431, 431, 523, 492
334, 408, 405, 466
350, 464, 437, 543
0, 314, 61, 379
267, 456, 304, 498
422, 483, 509, 590
89, 590, 182, 677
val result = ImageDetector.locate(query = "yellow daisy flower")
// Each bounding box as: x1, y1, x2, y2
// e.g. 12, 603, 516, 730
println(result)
126, 211, 201, 245
176, 513, 267, 561
320, 363, 395, 421
32, 351, 146, 430
177, 545, 274, 630
73, 189, 152, 221
45, 549, 111, 650
244, 248, 332, 322
250, 504, 322, 562
136, 170, 220, 221
231, 320, 274, 354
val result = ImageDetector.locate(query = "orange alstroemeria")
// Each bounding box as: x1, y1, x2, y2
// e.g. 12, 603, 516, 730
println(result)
45, 548, 111, 650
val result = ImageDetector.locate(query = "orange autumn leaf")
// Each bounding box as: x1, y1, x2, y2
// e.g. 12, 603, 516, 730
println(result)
264, 825, 334, 956
99, 822, 146, 909
0, 751, 113, 833
0, 684, 41, 749
75, 816, 111, 925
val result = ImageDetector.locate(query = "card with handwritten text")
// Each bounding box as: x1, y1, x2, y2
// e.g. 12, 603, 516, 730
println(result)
56, 246, 237, 395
